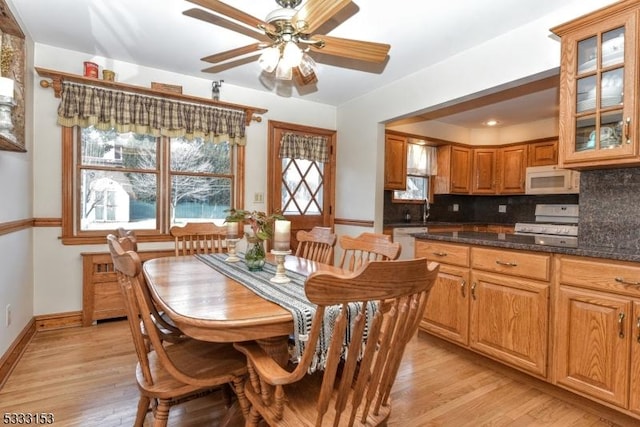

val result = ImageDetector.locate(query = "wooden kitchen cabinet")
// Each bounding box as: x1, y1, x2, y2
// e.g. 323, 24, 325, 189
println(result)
554, 254, 640, 411
498, 144, 528, 194
528, 138, 558, 166
552, 1, 639, 169
471, 148, 498, 194
435, 144, 471, 194
384, 133, 407, 190
470, 247, 550, 377
417, 240, 470, 345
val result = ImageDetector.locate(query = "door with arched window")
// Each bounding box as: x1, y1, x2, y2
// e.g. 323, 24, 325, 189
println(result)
268, 121, 336, 251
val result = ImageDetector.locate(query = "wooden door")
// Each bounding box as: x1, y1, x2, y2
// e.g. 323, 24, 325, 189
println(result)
268, 121, 336, 251
554, 285, 630, 407
384, 133, 407, 190
420, 265, 470, 345
499, 144, 527, 194
472, 148, 497, 194
469, 271, 549, 377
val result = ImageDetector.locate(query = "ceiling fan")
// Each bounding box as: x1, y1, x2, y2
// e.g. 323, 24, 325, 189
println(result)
183, 0, 391, 86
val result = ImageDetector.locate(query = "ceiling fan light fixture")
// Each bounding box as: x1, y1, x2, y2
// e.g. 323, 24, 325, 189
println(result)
275, 60, 293, 80
282, 41, 303, 68
298, 52, 316, 77
258, 46, 281, 73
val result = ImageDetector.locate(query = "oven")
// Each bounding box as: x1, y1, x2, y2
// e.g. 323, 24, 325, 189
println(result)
514, 204, 579, 248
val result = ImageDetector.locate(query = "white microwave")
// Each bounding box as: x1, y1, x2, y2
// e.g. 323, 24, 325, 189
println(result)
525, 165, 580, 195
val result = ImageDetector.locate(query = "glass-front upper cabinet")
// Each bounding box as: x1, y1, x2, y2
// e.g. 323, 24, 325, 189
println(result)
552, 1, 638, 169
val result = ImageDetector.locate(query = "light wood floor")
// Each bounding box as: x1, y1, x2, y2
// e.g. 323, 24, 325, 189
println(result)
1, 320, 639, 426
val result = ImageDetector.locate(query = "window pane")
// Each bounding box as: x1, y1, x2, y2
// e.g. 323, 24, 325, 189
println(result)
170, 176, 231, 224
81, 127, 157, 169
170, 138, 231, 174
393, 176, 429, 201
80, 170, 157, 230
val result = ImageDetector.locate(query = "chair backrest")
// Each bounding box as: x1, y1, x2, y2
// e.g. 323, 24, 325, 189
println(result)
287, 258, 439, 425
116, 227, 138, 251
294, 226, 337, 265
337, 232, 401, 271
169, 222, 227, 256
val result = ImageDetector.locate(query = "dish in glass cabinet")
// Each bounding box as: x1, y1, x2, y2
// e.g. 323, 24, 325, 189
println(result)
577, 50, 624, 73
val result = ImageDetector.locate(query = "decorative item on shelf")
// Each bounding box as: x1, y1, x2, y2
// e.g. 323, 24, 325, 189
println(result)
151, 81, 183, 94
212, 80, 223, 101
224, 220, 241, 263
83, 61, 98, 78
225, 208, 286, 272
102, 69, 115, 81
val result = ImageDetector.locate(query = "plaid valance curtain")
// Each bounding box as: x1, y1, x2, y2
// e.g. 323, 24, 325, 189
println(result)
56, 82, 247, 144
278, 132, 329, 163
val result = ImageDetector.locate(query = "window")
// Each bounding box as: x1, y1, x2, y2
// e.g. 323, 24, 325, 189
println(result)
62, 126, 242, 244
393, 142, 436, 202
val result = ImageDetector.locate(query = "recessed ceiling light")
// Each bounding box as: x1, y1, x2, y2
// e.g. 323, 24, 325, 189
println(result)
484, 119, 499, 126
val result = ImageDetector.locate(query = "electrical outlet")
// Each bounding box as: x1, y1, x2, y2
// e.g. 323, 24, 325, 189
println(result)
254, 192, 264, 203
6, 304, 11, 327
498, 205, 507, 213
452, 204, 459, 212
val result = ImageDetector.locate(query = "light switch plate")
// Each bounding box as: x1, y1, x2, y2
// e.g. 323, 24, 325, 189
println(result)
499, 205, 507, 213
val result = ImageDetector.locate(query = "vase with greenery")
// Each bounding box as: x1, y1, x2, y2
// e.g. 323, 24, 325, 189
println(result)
225, 209, 285, 271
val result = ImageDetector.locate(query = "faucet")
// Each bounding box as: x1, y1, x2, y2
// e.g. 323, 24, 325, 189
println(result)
422, 199, 430, 223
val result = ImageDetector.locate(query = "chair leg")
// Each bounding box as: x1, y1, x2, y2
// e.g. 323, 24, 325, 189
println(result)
232, 376, 251, 418
134, 395, 150, 427
152, 398, 170, 427
247, 406, 262, 427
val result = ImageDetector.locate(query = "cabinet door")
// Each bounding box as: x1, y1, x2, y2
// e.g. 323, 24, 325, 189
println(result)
472, 148, 497, 194
450, 146, 471, 193
421, 265, 470, 345
629, 301, 640, 415
556, 9, 638, 168
528, 139, 558, 166
469, 271, 549, 377
498, 144, 527, 194
384, 134, 407, 190
555, 285, 630, 407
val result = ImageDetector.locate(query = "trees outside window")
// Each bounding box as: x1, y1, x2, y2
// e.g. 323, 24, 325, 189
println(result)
62, 126, 240, 244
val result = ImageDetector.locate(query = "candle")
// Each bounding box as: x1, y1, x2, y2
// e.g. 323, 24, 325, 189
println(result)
273, 220, 291, 251
0, 77, 13, 99
227, 221, 239, 238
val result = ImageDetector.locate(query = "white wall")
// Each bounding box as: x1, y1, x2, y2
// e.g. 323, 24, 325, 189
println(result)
334, 0, 618, 237
30, 44, 336, 316
0, 26, 34, 354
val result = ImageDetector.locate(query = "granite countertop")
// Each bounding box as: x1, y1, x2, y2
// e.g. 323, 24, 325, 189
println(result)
413, 231, 640, 263
384, 221, 510, 228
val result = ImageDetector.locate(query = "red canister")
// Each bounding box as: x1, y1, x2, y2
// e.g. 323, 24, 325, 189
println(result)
83, 61, 98, 78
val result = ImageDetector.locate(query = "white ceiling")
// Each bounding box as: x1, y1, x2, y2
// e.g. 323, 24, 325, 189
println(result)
8, 0, 576, 126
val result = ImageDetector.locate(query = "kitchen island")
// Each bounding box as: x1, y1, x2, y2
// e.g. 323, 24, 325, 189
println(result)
415, 231, 640, 421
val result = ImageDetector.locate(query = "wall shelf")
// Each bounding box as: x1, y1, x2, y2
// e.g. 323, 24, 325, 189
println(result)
35, 67, 267, 126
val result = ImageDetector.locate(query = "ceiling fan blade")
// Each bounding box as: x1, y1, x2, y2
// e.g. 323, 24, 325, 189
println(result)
201, 43, 263, 64
202, 54, 260, 73
312, 35, 390, 63
186, 0, 274, 32
293, 0, 351, 34
183, 8, 270, 42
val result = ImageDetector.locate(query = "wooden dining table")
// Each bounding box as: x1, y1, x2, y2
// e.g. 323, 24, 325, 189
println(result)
142, 253, 344, 364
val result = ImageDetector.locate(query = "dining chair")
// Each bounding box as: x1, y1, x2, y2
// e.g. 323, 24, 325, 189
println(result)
337, 232, 401, 271
294, 226, 337, 265
110, 230, 185, 347
234, 258, 439, 426
107, 235, 250, 427
170, 222, 227, 256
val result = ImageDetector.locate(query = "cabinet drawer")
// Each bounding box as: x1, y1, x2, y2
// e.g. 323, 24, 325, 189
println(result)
415, 240, 470, 267
558, 255, 640, 297
471, 247, 550, 281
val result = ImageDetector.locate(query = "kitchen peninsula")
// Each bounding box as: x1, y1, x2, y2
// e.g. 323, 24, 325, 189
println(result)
415, 227, 640, 420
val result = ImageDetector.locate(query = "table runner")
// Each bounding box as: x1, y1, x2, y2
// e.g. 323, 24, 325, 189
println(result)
195, 253, 376, 373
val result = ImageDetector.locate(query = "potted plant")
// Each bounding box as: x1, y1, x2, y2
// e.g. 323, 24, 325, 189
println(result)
225, 209, 285, 271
